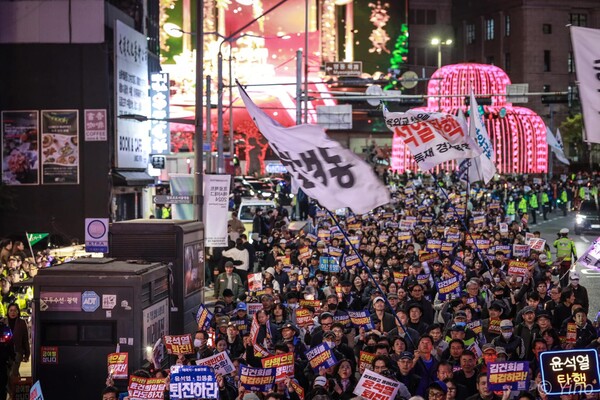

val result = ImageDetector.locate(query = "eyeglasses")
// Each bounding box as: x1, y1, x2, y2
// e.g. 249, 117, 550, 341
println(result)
428, 391, 445, 399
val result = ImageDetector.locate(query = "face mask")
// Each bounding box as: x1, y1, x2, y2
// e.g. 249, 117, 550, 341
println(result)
494, 277, 501, 283
194, 339, 203, 348
501, 332, 512, 340
455, 321, 466, 328
328, 304, 338, 311
317, 276, 324, 282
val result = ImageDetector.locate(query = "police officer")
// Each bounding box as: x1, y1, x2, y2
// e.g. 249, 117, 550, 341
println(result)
553, 228, 577, 288
541, 189, 550, 220
506, 197, 516, 222
529, 190, 538, 224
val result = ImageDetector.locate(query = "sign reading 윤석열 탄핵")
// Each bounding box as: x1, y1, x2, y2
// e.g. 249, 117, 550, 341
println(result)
539, 349, 600, 395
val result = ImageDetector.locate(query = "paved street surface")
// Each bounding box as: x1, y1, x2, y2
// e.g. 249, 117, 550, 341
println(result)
531, 209, 599, 319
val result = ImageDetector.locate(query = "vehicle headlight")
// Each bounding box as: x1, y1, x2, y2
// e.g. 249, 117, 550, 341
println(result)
576, 214, 586, 224
250, 190, 256, 196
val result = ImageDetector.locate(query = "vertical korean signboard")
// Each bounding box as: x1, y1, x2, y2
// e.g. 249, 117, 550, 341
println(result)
1, 110, 39, 185
149, 73, 170, 154
114, 20, 150, 169
203, 174, 231, 247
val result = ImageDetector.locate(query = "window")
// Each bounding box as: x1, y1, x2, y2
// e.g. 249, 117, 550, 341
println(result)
486, 55, 495, 65
570, 13, 587, 27
505, 53, 511, 73
568, 51, 575, 73
416, 9, 426, 25
505, 15, 511, 36
467, 24, 476, 44
486, 18, 495, 40
544, 50, 551, 72
427, 10, 437, 25
416, 47, 426, 66
543, 24, 552, 34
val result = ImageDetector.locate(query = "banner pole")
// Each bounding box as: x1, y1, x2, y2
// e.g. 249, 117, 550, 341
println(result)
324, 209, 418, 351
25, 232, 35, 261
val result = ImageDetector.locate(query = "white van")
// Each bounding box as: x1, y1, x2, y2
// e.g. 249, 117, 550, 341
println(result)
237, 199, 277, 241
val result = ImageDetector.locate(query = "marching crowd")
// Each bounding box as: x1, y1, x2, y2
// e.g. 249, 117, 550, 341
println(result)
100, 170, 600, 400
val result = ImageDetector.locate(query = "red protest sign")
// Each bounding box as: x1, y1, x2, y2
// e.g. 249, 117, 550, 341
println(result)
128, 376, 166, 399
107, 352, 129, 380
261, 352, 295, 382
163, 334, 194, 355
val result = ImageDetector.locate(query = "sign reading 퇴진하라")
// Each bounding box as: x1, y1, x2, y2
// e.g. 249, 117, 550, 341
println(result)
540, 349, 600, 395
170, 365, 218, 400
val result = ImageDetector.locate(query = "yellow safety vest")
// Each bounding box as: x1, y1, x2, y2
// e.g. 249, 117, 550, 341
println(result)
529, 194, 538, 208
507, 202, 516, 215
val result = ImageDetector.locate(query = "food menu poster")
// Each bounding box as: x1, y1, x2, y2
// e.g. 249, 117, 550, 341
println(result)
41, 110, 79, 184
1, 110, 39, 185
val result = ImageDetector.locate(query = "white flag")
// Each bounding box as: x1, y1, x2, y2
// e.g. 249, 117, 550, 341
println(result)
556, 128, 565, 150
383, 108, 482, 171
546, 127, 570, 165
466, 93, 497, 184
237, 83, 390, 214
570, 26, 600, 144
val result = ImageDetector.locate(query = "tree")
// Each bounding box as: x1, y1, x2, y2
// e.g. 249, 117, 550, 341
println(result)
560, 113, 600, 167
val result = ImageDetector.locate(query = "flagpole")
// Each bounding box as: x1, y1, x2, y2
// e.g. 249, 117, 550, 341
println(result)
25, 232, 35, 261
464, 176, 470, 229
324, 209, 417, 351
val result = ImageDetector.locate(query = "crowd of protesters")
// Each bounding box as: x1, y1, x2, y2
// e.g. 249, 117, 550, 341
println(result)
100, 169, 598, 399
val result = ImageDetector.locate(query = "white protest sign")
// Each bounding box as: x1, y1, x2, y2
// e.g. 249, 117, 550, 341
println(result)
196, 351, 235, 375
354, 369, 400, 400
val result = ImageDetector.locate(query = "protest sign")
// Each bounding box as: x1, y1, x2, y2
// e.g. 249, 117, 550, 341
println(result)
441, 242, 454, 253
248, 273, 263, 291
419, 252, 439, 264
239, 364, 276, 392
306, 342, 338, 372
317, 229, 331, 241
290, 379, 305, 400
566, 323, 577, 344
499, 223, 508, 233
487, 361, 529, 391
488, 318, 502, 335
319, 256, 340, 273
467, 319, 483, 335
197, 351, 235, 375
446, 232, 461, 243
261, 352, 294, 382
328, 246, 343, 258
195, 304, 213, 331
436, 275, 461, 301
473, 215, 486, 226
426, 239, 442, 251
170, 365, 218, 400
354, 369, 401, 400
250, 314, 271, 357
416, 273, 431, 286
128, 376, 166, 399
359, 351, 375, 371
527, 238, 546, 252
540, 349, 600, 395
29, 381, 44, 400
299, 299, 322, 313
450, 261, 466, 277
347, 310, 374, 329
163, 334, 194, 355
107, 352, 128, 380
507, 260, 529, 277
393, 271, 408, 285
513, 244, 531, 258
298, 246, 312, 261
344, 254, 361, 268
295, 308, 314, 327
397, 232, 412, 242
333, 313, 351, 328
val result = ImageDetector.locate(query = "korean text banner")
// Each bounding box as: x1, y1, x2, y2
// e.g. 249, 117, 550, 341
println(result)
239, 364, 276, 392
170, 365, 218, 400
540, 349, 600, 395
128, 376, 166, 400
306, 342, 338, 372
163, 334, 194, 355
107, 352, 129, 380
354, 368, 401, 400
436, 275, 461, 301
347, 310, 375, 329
197, 351, 236, 376
261, 352, 295, 382
384, 109, 482, 171
237, 83, 390, 215
196, 304, 214, 331
204, 174, 231, 247
570, 27, 600, 144
487, 361, 529, 391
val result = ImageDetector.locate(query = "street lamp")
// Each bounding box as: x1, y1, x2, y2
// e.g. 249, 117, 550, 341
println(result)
431, 38, 453, 69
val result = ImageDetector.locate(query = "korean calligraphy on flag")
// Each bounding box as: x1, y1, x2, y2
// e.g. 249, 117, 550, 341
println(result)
237, 82, 390, 214
383, 108, 482, 171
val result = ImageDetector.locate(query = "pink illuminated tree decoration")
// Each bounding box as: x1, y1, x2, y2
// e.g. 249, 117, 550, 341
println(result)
391, 63, 548, 174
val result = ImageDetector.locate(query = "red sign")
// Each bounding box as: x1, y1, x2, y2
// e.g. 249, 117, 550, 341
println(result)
261, 352, 295, 382
107, 352, 129, 380
163, 334, 194, 355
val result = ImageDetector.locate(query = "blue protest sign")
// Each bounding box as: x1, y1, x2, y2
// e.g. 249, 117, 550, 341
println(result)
487, 361, 529, 391
347, 310, 375, 329
239, 364, 276, 392
436, 275, 461, 301
170, 365, 218, 399
306, 342, 338, 372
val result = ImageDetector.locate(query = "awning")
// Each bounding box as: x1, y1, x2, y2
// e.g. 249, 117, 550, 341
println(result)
112, 170, 155, 186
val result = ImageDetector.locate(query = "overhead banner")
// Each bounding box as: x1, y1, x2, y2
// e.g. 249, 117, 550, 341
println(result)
114, 20, 151, 169
540, 349, 600, 395
1, 110, 39, 185
570, 26, 600, 144
170, 365, 218, 400
204, 174, 231, 247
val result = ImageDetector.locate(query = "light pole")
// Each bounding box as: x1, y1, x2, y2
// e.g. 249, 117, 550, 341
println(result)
431, 38, 453, 69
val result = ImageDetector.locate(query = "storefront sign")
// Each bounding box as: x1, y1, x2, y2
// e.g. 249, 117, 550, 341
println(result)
39, 292, 81, 312
84, 109, 107, 141
40, 347, 58, 364
149, 73, 170, 154
1, 110, 39, 185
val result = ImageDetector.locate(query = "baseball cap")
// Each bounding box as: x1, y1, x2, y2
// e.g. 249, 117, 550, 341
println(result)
388, 293, 399, 300
560, 228, 569, 234
536, 311, 551, 321
454, 310, 467, 318
373, 296, 385, 304
495, 347, 508, 356
223, 288, 234, 298
218, 316, 230, 327
482, 343, 496, 353
243, 394, 261, 400
499, 319, 513, 329
265, 267, 276, 276
399, 351, 414, 360
522, 306, 535, 314
235, 302, 247, 312
341, 280, 352, 286
314, 376, 328, 387
570, 271, 580, 281
450, 324, 465, 332
279, 323, 299, 334
428, 381, 448, 394
489, 301, 504, 311
280, 239, 287, 244
538, 254, 549, 263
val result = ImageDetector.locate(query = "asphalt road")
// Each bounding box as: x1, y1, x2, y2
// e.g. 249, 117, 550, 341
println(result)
531, 208, 600, 319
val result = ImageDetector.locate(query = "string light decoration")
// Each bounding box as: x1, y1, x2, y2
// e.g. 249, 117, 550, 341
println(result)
368, 1, 391, 54
320, 0, 337, 63
391, 63, 548, 174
